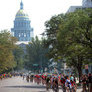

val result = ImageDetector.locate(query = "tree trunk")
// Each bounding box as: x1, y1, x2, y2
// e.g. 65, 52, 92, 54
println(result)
78, 67, 82, 83
77, 56, 83, 83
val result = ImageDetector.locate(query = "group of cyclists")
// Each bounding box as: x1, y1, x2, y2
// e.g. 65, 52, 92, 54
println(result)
23, 73, 92, 92
0, 72, 91, 92
24, 73, 78, 92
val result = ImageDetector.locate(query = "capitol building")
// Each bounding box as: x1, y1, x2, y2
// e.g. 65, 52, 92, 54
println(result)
11, 0, 34, 43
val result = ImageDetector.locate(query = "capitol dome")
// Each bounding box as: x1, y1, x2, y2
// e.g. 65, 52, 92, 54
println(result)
11, 0, 34, 42
15, 9, 29, 20
16, 10, 28, 18
15, 1, 29, 20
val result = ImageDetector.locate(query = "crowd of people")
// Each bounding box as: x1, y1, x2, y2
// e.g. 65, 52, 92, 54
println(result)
23, 73, 92, 92
0, 72, 23, 80
81, 73, 92, 92
0, 73, 12, 80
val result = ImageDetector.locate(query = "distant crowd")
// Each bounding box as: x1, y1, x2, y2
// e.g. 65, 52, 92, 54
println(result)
0, 73, 12, 80
81, 73, 92, 92
0, 72, 22, 80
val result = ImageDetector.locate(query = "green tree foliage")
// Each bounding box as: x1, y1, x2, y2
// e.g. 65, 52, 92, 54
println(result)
44, 14, 65, 60
13, 46, 24, 71
0, 30, 17, 73
25, 36, 49, 72
44, 9, 92, 82
58, 9, 92, 81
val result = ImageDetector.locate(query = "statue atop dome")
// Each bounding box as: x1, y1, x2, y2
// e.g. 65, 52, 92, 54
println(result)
20, 0, 23, 9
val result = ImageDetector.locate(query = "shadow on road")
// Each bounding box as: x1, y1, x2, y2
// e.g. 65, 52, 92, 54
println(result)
4, 85, 46, 89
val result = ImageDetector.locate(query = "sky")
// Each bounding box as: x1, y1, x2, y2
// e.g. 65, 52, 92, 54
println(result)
0, 0, 82, 38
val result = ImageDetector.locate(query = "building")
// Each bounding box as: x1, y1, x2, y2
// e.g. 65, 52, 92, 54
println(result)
67, 0, 92, 13
11, 0, 34, 42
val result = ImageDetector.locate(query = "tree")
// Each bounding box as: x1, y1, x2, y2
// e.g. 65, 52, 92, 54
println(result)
44, 9, 92, 82
13, 46, 24, 71
57, 9, 92, 82
25, 36, 50, 72
44, 14, 65, 60
0, 30, 17, 73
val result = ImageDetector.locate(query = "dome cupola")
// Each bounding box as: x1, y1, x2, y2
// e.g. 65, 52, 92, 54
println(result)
15, 0, 29, 20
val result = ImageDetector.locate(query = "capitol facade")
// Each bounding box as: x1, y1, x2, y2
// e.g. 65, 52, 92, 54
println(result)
11, 0, 34, 42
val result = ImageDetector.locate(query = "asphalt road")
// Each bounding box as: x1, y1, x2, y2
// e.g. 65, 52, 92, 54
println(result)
0, 76, 82, 92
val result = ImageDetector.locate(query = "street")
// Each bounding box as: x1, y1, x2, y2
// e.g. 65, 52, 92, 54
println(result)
0, 76, 82, 92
